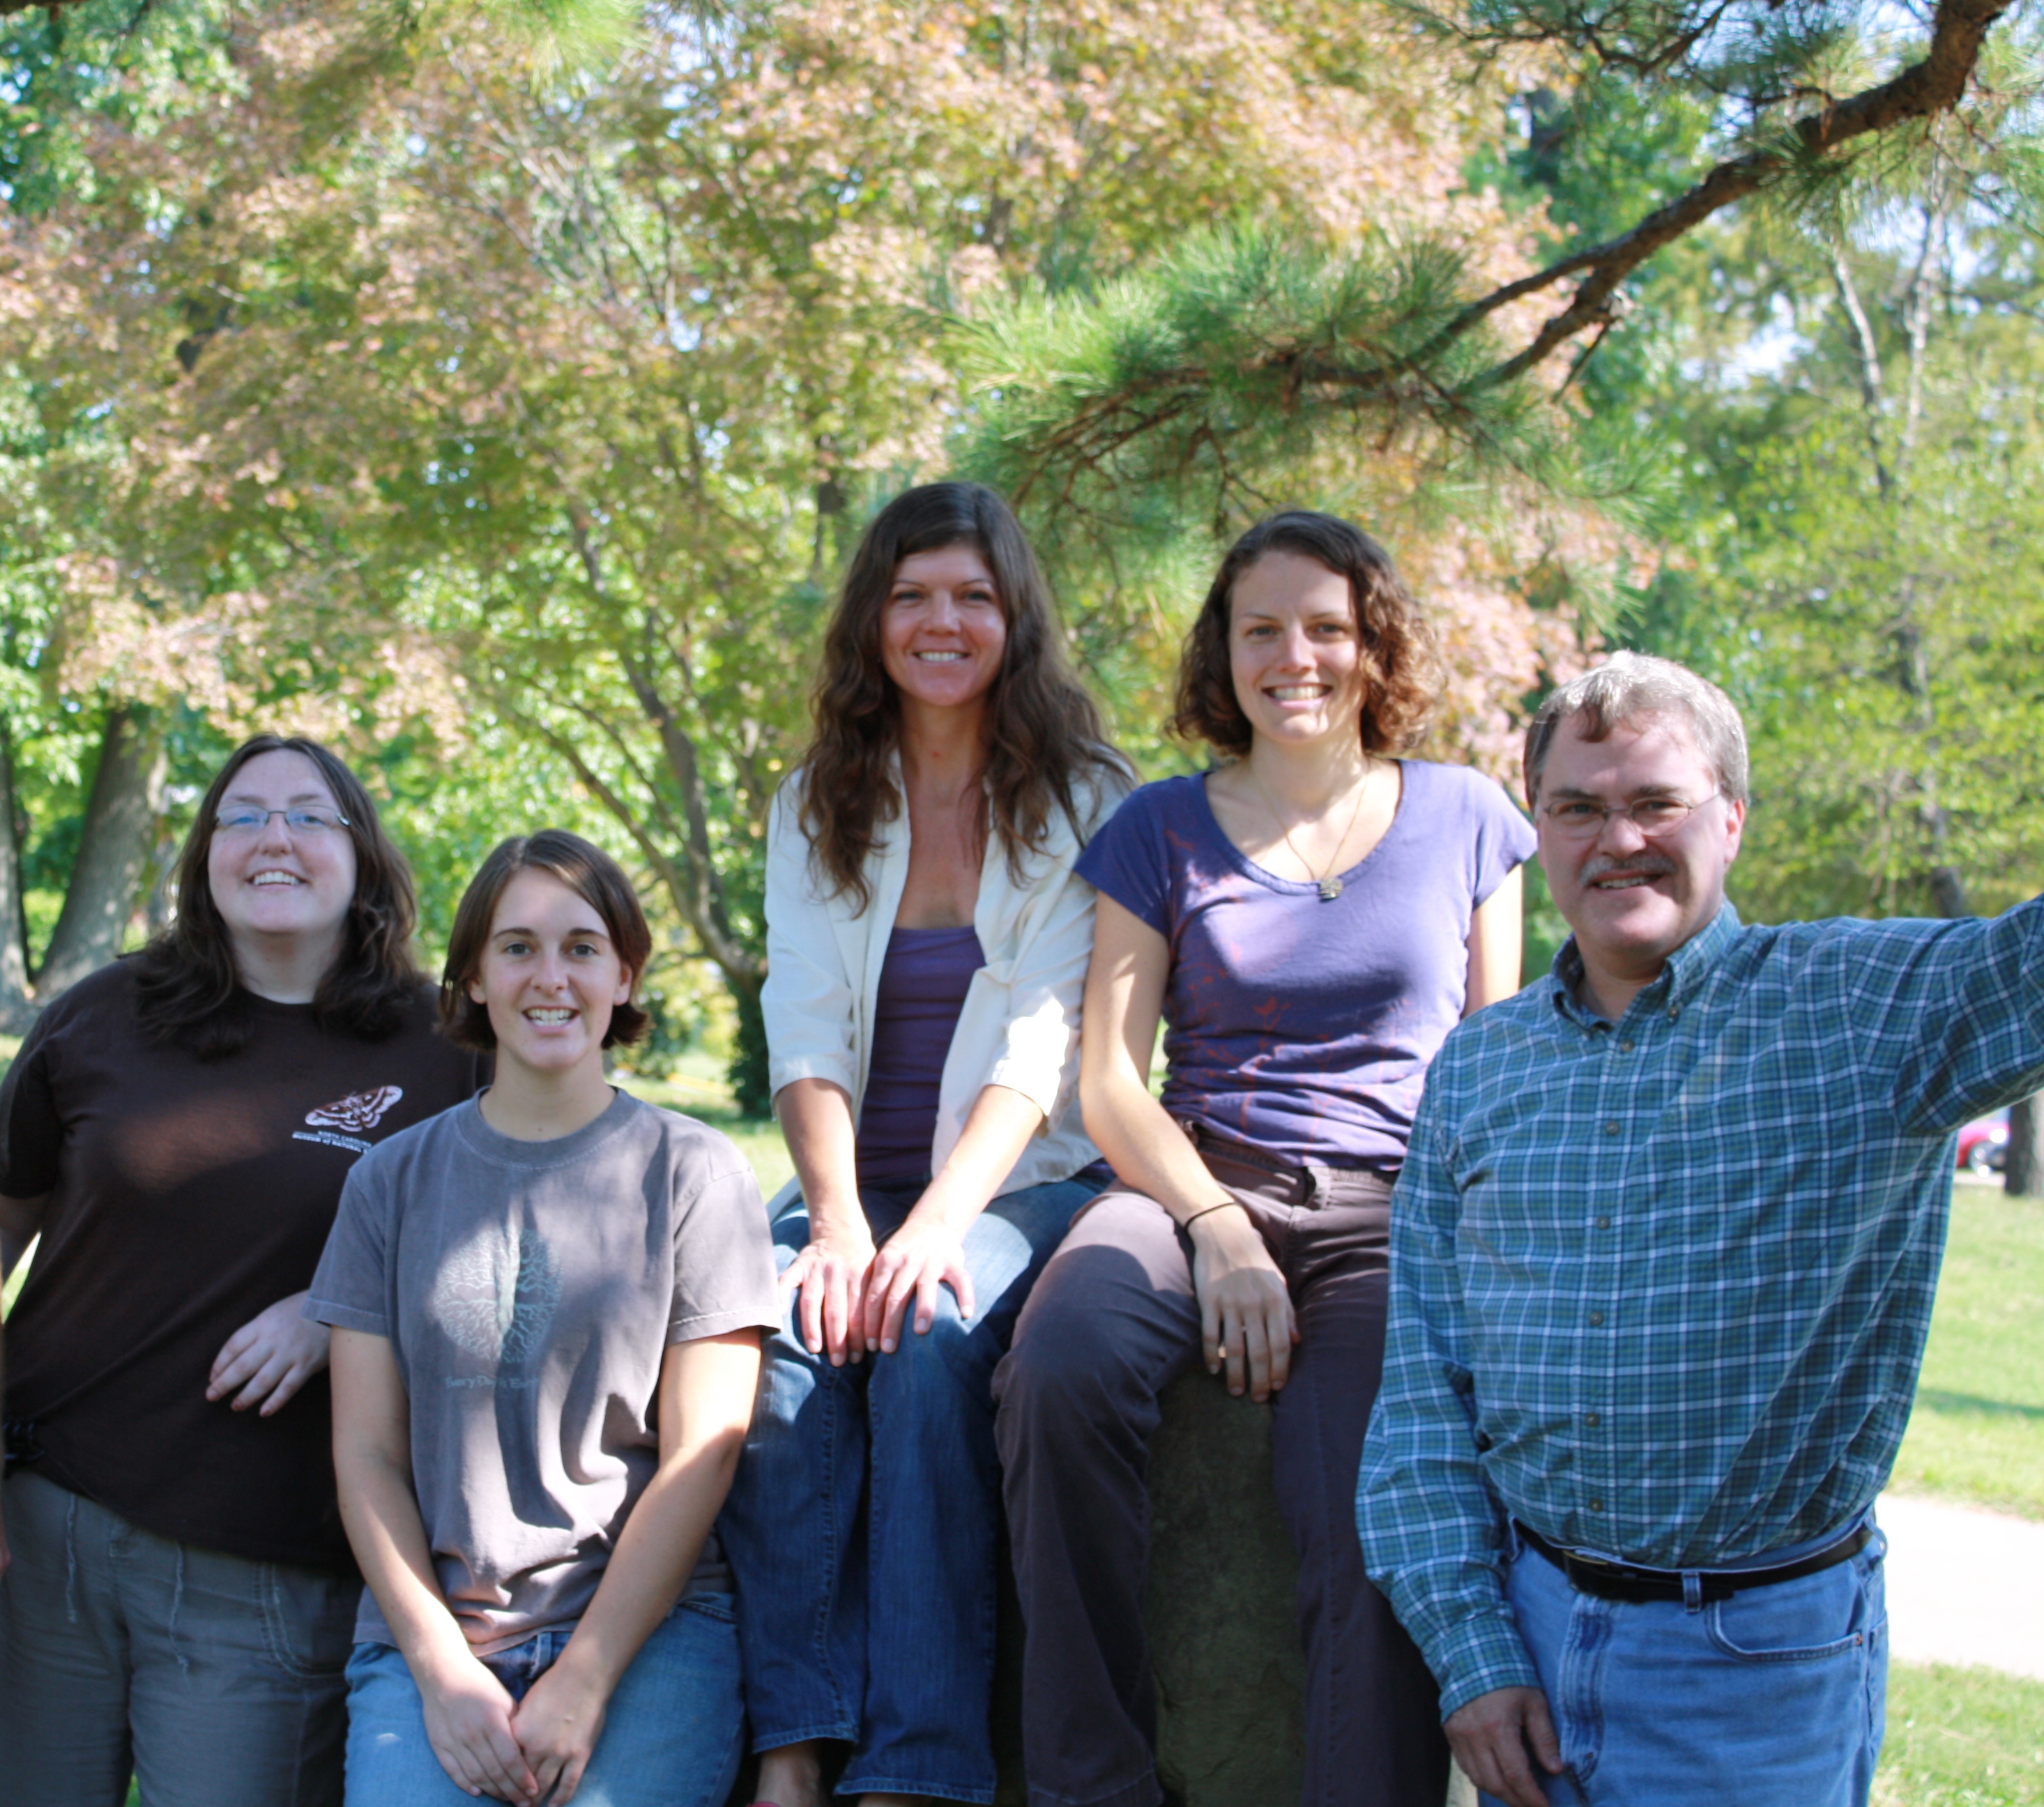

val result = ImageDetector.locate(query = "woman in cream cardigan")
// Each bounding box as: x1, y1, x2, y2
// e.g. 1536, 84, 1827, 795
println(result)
717, 483, 1130, 1807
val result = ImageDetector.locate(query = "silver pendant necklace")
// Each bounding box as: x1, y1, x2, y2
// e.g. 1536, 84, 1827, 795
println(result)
1251, 759, 1373, 902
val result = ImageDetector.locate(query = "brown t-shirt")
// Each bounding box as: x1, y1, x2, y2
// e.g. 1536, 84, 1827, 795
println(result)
0, 959, 484, 1571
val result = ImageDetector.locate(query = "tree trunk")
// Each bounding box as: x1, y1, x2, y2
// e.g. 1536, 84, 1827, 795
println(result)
0, 728, 36, 1032
726, 966, 772, 1120
2006, 1096, 2044, 1198
35, 706, 167, 1000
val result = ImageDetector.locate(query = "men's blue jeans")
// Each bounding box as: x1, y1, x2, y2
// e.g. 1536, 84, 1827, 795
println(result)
717, 1172, 1102, 1805
1484, 1523, 1888, 1807
342, 1593, 743, 1807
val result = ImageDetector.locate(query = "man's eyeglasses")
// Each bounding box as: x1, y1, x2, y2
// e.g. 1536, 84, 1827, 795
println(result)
1539, 792, 1721, 840
215, 807, 352, 837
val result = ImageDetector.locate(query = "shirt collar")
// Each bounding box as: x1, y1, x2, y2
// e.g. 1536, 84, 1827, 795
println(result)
1548, 901, 1744, 1027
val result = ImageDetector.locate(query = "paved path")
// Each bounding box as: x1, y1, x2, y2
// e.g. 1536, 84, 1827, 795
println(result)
1879, 1492, 2044, 1679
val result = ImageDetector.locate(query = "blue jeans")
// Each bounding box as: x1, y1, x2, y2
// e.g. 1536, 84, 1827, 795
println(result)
342, 1594, 743, 1807
717, 1172, 1103, 1805
0, 1467, 353, 1807
1484, 1524, 1888, 1807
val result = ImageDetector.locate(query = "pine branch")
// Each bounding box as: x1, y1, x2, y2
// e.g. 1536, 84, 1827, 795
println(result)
1454, 0, 2010, 385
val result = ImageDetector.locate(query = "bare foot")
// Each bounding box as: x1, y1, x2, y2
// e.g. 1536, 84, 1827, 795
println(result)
755, 1742, 826, 1807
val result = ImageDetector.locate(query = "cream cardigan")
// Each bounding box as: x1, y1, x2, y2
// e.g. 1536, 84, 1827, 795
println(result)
761, 767, 1128, 1204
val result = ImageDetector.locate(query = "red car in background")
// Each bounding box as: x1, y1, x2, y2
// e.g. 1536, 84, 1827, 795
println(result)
1956, 1111, 2008, 1173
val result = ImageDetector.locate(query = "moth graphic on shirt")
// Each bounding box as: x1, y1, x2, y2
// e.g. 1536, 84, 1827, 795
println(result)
293, 1085, 408, 1155
434, 1224, 564, 1387
305, 1085, 405, 1133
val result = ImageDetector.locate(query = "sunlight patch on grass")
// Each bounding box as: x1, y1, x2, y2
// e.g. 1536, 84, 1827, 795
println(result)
612, 1065, 793, 1203
1891, 1185, 2044, 1520
1877, 1661, 2044, 1806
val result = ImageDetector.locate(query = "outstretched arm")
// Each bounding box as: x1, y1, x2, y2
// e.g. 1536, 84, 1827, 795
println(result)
1870, 897, 2044, 1133
1080, 897, 1296, 1402
510, 1330, 763, 1804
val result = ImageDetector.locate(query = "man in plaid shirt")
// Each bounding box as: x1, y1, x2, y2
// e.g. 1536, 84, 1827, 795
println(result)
1357, 653, 2044, 1807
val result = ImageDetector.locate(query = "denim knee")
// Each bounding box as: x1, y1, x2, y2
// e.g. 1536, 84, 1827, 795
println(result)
867, 1302, 999, 1408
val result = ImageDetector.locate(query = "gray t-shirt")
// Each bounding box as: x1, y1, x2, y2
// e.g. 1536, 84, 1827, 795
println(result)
307, 1089, 778, 1654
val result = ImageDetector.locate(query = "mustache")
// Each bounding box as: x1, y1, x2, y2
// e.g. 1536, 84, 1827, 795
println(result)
1582, 853, 1675, 884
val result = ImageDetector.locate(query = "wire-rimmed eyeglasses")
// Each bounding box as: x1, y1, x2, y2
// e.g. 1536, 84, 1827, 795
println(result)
215, 807, 353, 837
1538, 791, 1721, 840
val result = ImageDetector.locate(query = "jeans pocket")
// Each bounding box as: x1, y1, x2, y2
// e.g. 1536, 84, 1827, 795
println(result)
1704, 1562, 1872, 1665
257, 1562, 359, 1680
680, 1588, 737, 1626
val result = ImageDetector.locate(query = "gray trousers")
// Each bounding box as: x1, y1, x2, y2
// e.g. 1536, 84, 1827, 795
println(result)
0, 1468, 355, 1807
992, 1136, 1450, 1807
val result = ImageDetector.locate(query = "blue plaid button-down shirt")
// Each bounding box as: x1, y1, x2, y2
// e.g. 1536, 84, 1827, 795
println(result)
1357, 900, 2044, 1717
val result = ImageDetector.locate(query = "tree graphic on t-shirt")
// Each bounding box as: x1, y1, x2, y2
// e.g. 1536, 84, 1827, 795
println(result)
434, 1225, 563, 1370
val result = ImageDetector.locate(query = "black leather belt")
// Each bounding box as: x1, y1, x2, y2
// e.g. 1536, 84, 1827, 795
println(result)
1517, 1521, 1870, 1605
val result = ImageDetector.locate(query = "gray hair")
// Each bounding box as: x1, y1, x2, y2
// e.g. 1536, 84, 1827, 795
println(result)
1523, 652, 1748, 806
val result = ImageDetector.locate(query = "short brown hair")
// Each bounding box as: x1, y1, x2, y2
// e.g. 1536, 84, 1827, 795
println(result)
1523, 651, 1750, 807
438, 830, 653, 1051
1168, 511, 1441, 759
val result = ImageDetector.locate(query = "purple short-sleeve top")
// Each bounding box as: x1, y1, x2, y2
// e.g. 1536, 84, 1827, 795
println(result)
1072, 760, 1535, 1168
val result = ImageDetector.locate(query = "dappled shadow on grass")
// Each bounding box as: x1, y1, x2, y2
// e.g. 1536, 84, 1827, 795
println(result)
1914, 1389, 2044, 1423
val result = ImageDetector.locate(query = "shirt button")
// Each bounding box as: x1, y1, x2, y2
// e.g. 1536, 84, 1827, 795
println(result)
1584, 1412, 1601, 1426
1619, 1039, 1634, 1052
1604, 1120, 1620, 1135
1589, 1498, 1606, 1512
1596, 1215, 1612, 1229
1588, 1311, 1606, 1326
1668, 1004, 1681, 1021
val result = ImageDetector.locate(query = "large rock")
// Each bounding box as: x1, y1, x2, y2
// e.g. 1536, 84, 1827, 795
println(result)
994, 1363, 1475, 1807
1145, 1364, 1309, 1802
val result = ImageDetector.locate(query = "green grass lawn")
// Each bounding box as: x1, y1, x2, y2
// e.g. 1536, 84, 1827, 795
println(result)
1890, 1178, 2044, 1520
613, 1049, 795, 1202
1879, 1663, 2044, 1806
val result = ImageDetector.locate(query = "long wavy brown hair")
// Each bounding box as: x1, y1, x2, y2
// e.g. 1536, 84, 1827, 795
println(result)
132, 735, 425, 1058
799, 482, 1129, 912
1169, 510, 1442, 758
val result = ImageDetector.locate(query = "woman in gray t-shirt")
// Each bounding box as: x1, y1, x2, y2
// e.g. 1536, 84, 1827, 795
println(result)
312, 831, 778, 1807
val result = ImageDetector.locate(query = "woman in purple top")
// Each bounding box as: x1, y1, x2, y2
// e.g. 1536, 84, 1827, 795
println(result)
993, 512, 1535, 1807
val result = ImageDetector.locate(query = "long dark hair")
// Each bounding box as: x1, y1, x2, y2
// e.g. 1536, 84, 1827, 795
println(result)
799, 482, 1128, 912
1168, 510, 1441, 758
132, 735, 424, 1058
438, 830, 653, 1052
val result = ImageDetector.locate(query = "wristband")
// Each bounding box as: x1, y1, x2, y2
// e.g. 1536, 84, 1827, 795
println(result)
1180, 1200, 1243, 1232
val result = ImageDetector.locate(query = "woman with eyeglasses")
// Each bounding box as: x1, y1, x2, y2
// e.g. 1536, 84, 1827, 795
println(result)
0, 734, 483, 1807
993, 512, 1536, 1807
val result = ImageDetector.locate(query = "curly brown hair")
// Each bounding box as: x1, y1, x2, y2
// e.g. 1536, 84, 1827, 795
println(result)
438, 830, 653, 1052
798, 482, 1129, 913
1168, 511, 1442, 759
132, 734, 424, 1059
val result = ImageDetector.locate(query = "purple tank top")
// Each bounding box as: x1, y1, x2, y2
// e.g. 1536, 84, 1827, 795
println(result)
856, 925, 986, 1186
1073, 762, 1534, 1168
